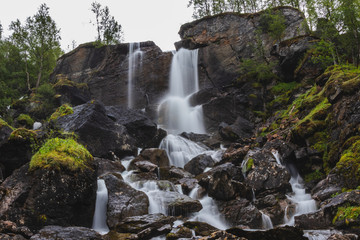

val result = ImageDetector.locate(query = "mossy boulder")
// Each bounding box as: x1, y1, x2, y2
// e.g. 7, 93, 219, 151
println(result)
15, 114, 34, 129
49, 104, 74, 122
29, 138, 93, 172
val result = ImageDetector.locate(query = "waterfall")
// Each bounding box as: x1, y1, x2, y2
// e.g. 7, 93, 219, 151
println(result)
260, 211, 274, 229
127, 42, 144, 109
92, 179, 110, 235
158, 48, 205, 134
272, 150, 317, 226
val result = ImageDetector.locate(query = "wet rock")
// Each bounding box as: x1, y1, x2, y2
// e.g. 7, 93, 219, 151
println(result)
134, 161, 158, 172
50, 42, 172, 111
127, 171, 158, 182
168, 167, 194, 179
183, 221, 218, 236
102, 173, 149, 229
132, 148, 170, 168
312, 174, 343, 201
115, 213, 176, 239
56, 100, 137, 159
294, 209, 331, 230
200, 230, 244, 240
227, 225, 307, 240
166, 225, 193, 240
0, 220, 33, 239
0, 163, 97, 231
219, 116, 254, 141
94, 157, 125, 177
184, 154, 215, 176
105, 106, 162, 148
198, 163, 243, 200
30, 226, 102, 240
188, 87, 220, 107
0, 234, 27, 240
167, 192, 202, 216
218, 199, 262, 228
221, 144, 250, 166
53, 79, 91, 106
178, 178, 198, 195
328, 233, 359, 240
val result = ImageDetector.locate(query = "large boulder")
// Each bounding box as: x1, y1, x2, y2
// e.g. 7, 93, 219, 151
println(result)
50, 42, 172, 112
227, 226, 307, 240
114, 213, 176, 239
102, 173, 149, 229
0, 163, 97, 231
184, 154, 215, 176
56, 100, 137, 158
30, 226, 102, 240
130, 148, 170, 169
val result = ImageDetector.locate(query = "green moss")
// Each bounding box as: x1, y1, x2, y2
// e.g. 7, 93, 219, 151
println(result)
304, 169, 325, 183
54, 76, 88, 90
252, 82, 263, 88
271, 81, 299, 95
9, 128, 37, 142
49, 104, 74, 121
0, 118, 13, 130
16, 114, 34, 128
248, 94, 258, 99
333, 205, 360, 225
246, 158, 254, 171
29, 138, 93, 172
335, 140, 360, 188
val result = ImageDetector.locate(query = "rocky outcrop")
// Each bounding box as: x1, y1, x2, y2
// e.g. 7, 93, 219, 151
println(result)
56, 100, 137, 158
30, 226, 102, 240
177, 7, 307, 88
50, 41, 172, 111
184, 154, 215, 176
0, 164, 97, 231
102, 173, 149, 229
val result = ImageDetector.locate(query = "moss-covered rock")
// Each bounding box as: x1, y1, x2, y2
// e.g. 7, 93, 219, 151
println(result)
9, 128, 37, 142
49, 103, 74, 122
15, 114, 34, 129
29, 137, 93, 172
333, 205, 360, 227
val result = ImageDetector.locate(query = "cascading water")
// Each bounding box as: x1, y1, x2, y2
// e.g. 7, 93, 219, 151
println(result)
92, 179, 110, 235
127, 42, 144, 109
158, 48, 205, 134
272, 150, 317, 226
260, 211, 274, 229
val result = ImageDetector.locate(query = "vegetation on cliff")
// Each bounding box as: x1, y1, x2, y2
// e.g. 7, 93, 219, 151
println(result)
29, 137, 93, 172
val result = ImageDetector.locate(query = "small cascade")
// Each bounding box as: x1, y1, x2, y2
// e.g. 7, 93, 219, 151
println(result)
271, 150, 317, 226
92, 179, 110, 235
158, 48, 205, 134
127, 42, 144, 109
159, 134, 207, 168
189, 185, 229, 230
260, 211, 274, 229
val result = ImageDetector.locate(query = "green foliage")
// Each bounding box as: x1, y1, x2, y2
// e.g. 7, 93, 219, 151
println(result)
311, 39, 336, 68
91, 2, 123, 45
29, 138, 93, 172
16, 114, 34, 128
271, 82, 300, 95
30, 83, 56, 120
49, 104, 74, 122
53, 76, 88, 90
333, 205, 360, 225
259, 10, 286, 41
335, 140, 360, 189
238, 58, 277, 84
0, 118, 13, 130
304, 169, 325, 183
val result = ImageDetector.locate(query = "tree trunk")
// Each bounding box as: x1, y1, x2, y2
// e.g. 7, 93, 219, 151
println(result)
36, 54, 44, 89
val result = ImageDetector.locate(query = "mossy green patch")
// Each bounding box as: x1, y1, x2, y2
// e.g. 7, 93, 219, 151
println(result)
304, 169, 325, 183
335, 140, 360, 188
49, 104, 74, 122
29, 138, 93, 172
333, 205, 360, 225
9, 128, 37, 142
0, 118, 14, 130
271, 81, 299, 95
16, 114, 34, 128
54, 76, 88, 90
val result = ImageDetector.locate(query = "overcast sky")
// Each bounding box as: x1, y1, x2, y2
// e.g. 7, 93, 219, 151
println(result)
0, 0, 194, 52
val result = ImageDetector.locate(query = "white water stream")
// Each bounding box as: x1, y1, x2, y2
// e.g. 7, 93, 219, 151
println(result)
92, 179, 110, 235
127, 42, 144, 109
272, 150, 317, 226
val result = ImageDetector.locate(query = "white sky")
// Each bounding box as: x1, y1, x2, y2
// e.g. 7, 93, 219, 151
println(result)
0, 0, 194, 52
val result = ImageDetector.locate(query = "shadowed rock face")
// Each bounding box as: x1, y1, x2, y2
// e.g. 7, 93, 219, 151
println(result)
50, 41, 172, 110
176, 7, 308, 88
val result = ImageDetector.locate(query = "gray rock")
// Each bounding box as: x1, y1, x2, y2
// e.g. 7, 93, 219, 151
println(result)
30, 226, 102, 240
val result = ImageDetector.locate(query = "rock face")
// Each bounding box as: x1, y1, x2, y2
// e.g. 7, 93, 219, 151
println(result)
177, 7, 307, 88
30, 226, 102, 240
102, 173, 149, 229
0, 164, 97, 231
56, 100, 138, 158
50, 41, 172, 111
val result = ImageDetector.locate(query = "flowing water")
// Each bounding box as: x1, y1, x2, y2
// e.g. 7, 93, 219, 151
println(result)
272, 151, 317, 226
157, 48, 205, 134
127, 42, 144, 109
92, 179, 110, 235
260, 211, 274, 229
